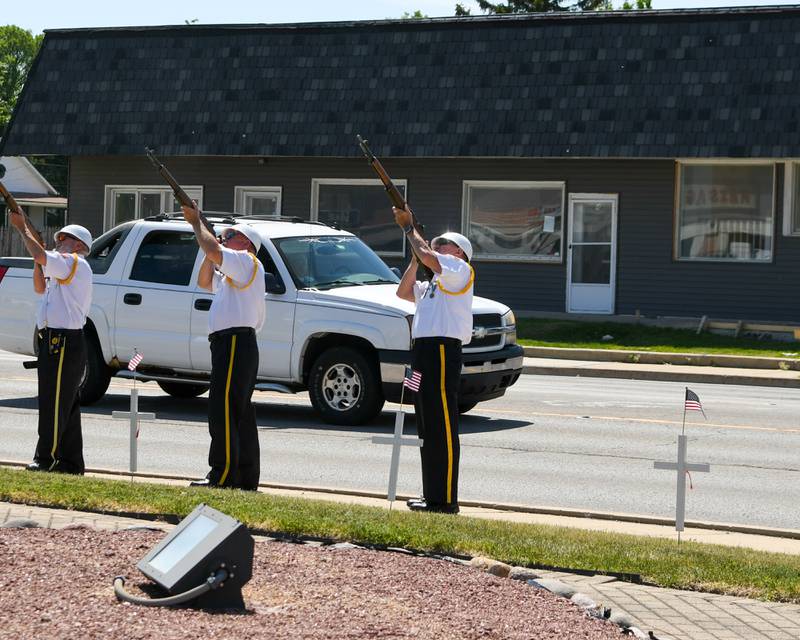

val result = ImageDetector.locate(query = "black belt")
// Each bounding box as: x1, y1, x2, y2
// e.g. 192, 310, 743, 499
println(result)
209, 326, 255, 341
37, 327, 83, 338
412, 336, 462, 347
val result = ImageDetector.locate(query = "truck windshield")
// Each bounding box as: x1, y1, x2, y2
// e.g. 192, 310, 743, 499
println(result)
273, 236, 400, 290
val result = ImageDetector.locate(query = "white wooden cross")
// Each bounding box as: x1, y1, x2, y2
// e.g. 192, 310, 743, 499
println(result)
372, 405, 422, 504
654, 434, 710, 538
112, 388, 155, 473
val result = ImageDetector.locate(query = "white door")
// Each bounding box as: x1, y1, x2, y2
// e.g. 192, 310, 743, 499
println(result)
566, 194, 618, 314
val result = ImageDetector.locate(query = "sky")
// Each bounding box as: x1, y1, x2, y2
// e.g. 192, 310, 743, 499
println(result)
4, 0, 800, 33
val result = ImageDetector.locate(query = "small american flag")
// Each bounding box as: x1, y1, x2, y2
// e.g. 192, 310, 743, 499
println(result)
684, 388, 706, 418
403, 366, 422, 392
128, 352, 144, 372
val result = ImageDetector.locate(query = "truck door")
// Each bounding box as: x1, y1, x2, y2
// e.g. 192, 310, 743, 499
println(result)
190, 243, 295, 380
113, 229, 198, 368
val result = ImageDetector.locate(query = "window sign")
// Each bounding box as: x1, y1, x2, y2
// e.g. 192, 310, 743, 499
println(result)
676, 164, 774, 262
463, 181, 564, 262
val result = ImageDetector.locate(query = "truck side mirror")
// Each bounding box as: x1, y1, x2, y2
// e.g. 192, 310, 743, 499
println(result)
390, 267, 402, 278
265, 272, 286, 295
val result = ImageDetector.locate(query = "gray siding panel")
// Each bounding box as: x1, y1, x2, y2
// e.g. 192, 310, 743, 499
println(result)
70, 156, 799, 322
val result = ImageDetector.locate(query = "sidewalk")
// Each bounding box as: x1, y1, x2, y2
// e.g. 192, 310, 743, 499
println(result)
3, 472, 800, 640
520, 347, 800, 388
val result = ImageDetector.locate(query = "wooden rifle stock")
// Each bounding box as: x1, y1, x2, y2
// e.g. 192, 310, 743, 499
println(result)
144, 147, 216, 236
356, 135, 433, 279
0, 164, 45, 247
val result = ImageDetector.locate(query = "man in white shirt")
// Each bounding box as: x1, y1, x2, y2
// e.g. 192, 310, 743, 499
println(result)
182, 204, 265, 490
10, 211, 93, 475
393, 205, 474, 514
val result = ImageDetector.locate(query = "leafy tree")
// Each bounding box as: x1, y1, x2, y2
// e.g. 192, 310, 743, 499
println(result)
455, 0, 650, 15
0, 25, 43, 137
401, 10, 429, 19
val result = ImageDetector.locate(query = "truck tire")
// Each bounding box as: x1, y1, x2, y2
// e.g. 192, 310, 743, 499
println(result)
157, 381, 209, 398
308, 346, 384, 425
79, 337, 112, 405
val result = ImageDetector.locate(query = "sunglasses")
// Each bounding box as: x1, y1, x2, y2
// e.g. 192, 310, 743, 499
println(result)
221, 230, 240, 241
56, 233, 75, 243
432, 239, 455, 249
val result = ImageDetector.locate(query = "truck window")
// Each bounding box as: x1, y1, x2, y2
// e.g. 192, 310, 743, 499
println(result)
87, 223, 134, 275
128, 230, 198, 286
256, 246, 285, 288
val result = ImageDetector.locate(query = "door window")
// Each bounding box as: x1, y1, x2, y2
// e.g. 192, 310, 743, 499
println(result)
128, 230, 198, 286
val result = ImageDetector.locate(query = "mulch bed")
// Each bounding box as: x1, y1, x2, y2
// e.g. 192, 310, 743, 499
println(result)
0, 528, 624, 639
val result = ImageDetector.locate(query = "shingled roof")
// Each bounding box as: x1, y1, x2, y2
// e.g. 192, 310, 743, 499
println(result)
3, 6, 800, 158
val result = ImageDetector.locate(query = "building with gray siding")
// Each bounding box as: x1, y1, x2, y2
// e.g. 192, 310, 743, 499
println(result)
2, 6, 800, 320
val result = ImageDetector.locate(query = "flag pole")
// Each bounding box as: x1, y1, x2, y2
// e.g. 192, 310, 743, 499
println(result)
682, 386, 688, 437
389, 381, 408, 513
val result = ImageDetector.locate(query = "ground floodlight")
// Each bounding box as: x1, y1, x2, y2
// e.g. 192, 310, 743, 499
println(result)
114, 503, 254, 609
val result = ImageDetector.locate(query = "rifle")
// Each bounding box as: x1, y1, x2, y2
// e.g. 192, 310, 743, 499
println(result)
356, 135, 433, 279
144, 147, 216, 236
0, 163, 45, 247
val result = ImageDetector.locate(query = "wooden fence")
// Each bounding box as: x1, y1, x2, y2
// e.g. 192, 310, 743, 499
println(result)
0, 226, 61, 257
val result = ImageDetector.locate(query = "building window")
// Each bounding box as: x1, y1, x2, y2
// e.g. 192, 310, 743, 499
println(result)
676, 163, 774, 262
234, 186, 282, 216
104, 186, 203, 229
45, 207, 66, 228
311, 179, 407, 256
462, 181, 564, 262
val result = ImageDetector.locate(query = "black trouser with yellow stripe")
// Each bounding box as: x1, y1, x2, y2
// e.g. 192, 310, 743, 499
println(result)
411, 336, 462, 507
34, 328, 86, 474
207, 327, 260, 489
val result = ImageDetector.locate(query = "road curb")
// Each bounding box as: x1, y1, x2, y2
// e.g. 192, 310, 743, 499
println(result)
4, 461, 800, 541
522, 346, 800, 370
521, 363, 800, 388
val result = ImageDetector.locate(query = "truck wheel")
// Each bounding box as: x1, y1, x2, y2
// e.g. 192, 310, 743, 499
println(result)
308, 346, 384, 425
157, 381, 209, 398
458, 401, 479, 414
79, 338, 112, 405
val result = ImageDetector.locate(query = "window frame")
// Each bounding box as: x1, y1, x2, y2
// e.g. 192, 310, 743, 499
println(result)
234, 186, 283, 216
673, 159, 776, 264
782, 161, 800, 237
461, 179, 566, 263
310, 178, 408, 258
103, 185, 204, 230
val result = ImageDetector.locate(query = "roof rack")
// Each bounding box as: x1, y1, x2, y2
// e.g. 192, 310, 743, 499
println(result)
143, 211, 242, 224
239, 215, 340, 230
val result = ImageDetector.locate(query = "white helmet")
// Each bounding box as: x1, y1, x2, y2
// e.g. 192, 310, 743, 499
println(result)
229, 224, 262, 252
434, 232, 473, 262
54, 225, 93, 252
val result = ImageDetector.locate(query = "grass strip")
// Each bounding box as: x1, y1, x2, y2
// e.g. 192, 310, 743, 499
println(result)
517, 318, 800, 358
2, 468, 799, 603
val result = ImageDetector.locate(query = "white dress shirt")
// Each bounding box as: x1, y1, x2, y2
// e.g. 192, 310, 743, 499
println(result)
208, 246, 266, 333
36, 251, 93, 330
411, 253, 474, 344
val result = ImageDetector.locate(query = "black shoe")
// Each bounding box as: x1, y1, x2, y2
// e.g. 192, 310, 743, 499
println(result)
25, 461, 48, 472
407, 499, 459, 514
189, 478, 222, 488
50, 462, 83, 475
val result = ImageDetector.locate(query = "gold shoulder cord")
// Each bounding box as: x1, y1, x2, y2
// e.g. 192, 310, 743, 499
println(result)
55, 253, 79, 285
225, 252, 259, 291
437, 265, 475, 296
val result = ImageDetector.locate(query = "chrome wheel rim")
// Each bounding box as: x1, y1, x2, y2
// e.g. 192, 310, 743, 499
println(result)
320, 363, 362, 412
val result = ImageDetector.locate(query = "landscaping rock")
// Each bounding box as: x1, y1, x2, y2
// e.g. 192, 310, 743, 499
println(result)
469, 556, 512, 577
509, 566, 542, 581
527, 578, 577, 598
0, 518, 39, 529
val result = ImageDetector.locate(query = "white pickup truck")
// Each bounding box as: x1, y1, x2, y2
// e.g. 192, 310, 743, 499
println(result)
0, 214, 523, 425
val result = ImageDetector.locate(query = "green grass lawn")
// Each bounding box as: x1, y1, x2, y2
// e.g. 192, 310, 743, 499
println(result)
517, 318, 800, 358
1, 467, 799, 603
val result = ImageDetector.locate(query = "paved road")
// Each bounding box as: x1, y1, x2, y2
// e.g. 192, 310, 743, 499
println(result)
1, 349, 799, 530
